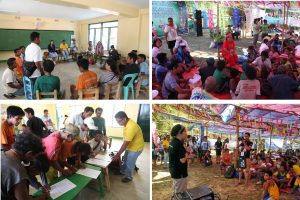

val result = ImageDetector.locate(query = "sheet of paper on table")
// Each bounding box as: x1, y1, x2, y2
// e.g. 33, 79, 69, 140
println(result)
76, 168, 101, 179
95, 154, 112, 161
86, 158, 111, 167
50, 179, 76, 199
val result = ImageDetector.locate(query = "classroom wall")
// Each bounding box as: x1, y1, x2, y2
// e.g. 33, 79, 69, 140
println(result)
0, 14, 78, 60
77, 8, 149, 57
0, 104, 140, 138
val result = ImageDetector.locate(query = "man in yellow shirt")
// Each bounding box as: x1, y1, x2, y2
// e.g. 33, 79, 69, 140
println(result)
162, 135, 170, 168
60, 40, 69, 61
112, 111, 144, 183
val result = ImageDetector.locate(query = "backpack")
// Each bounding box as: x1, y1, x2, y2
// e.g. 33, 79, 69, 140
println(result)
224, 165, 235, 179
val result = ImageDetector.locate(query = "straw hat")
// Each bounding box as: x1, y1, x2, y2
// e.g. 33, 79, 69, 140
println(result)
65, 123, 80, 137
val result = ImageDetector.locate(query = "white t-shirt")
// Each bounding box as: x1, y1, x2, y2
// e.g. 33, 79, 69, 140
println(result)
25, 43, 42, 78
252, 57, 272, 71
175, 39, 190, 52
152, 47, 161, 68
2, 68, 18, 94
164, 24, 177, 41
295, 45, 300, 57
88, 138, 104, 154
235, 80, 261, 99
259, 43, 269, 55
152, 47, 161, 59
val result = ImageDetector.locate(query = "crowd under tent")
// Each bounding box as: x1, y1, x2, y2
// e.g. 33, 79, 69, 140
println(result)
152, 104, 300, 153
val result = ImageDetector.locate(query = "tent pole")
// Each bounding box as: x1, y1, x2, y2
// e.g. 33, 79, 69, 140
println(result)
282, 2, 286, 53
269, 126, 273, 156
217, 2, 220, 32
217, 2, 220, 60
235, 108, 240, 168
258, 128, 261, 152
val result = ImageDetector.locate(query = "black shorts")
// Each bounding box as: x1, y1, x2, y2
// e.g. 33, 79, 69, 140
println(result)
168, 40, 176, 50
216, 149, 222, 156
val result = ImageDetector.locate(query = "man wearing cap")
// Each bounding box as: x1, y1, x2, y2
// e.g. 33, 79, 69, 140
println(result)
42, 124, 80, 182
90, 107, 106, 138
69, 106, 94, 138
112, 111, 144, 183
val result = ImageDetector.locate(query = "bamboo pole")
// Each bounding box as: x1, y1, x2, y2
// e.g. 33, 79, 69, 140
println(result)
217, 2, 220, 60
258, 128, 261, 152
235, 108, 240, 168
282, 2, 286, 53
269, 126, 273, 156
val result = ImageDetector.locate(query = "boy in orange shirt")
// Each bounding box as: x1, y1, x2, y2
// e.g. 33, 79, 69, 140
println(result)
70, 58, 98, 99
1, 106, 25, 151
14, 48, 23, 78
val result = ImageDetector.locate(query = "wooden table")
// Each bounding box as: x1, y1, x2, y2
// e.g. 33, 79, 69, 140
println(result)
33, 164, 105, 200
85, 153, 113, 192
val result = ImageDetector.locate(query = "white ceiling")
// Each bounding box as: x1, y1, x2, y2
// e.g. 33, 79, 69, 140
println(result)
114, 0, 149, 9
0, 0, 111, 21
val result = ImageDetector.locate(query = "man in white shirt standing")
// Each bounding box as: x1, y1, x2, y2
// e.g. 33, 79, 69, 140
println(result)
41, 109, 54, 131
24, 32, 44, 86
69, 106, 94, 138
164, 17, 178, 55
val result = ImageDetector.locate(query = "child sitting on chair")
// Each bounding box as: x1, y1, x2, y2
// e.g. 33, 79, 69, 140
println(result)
70, 58, 98, 99
14, 48, 23, 78
1, 58, 24, 99
34, 60, 64, 99
137, 54, 149, 86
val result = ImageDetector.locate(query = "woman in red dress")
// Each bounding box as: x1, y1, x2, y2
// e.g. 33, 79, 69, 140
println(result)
222, 33, 238, 66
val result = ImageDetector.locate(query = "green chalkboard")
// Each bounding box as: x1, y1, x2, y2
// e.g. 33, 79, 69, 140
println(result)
0, 29, 74, 51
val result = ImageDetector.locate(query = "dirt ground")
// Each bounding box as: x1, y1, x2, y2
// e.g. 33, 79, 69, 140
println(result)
159, 30, 259, 67
152, 158, 297, 200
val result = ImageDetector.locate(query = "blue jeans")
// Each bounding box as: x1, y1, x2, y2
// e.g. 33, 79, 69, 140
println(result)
61, 50, 69, 60
120, 150, 142, 180
12, 87, 24, 96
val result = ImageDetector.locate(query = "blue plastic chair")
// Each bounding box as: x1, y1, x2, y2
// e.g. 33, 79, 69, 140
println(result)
23, 76, 33, 100
122, 73, 138, 100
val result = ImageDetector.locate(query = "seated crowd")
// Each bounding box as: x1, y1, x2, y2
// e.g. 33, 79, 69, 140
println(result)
152, 31, 300, 100
153, 132, 300, 199
1, 106, 110, 199
2, 33, 149, 99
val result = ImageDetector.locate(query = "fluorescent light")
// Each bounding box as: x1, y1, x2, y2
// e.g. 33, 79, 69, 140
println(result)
0, 9, 18, 14
89, 7, 119, 16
